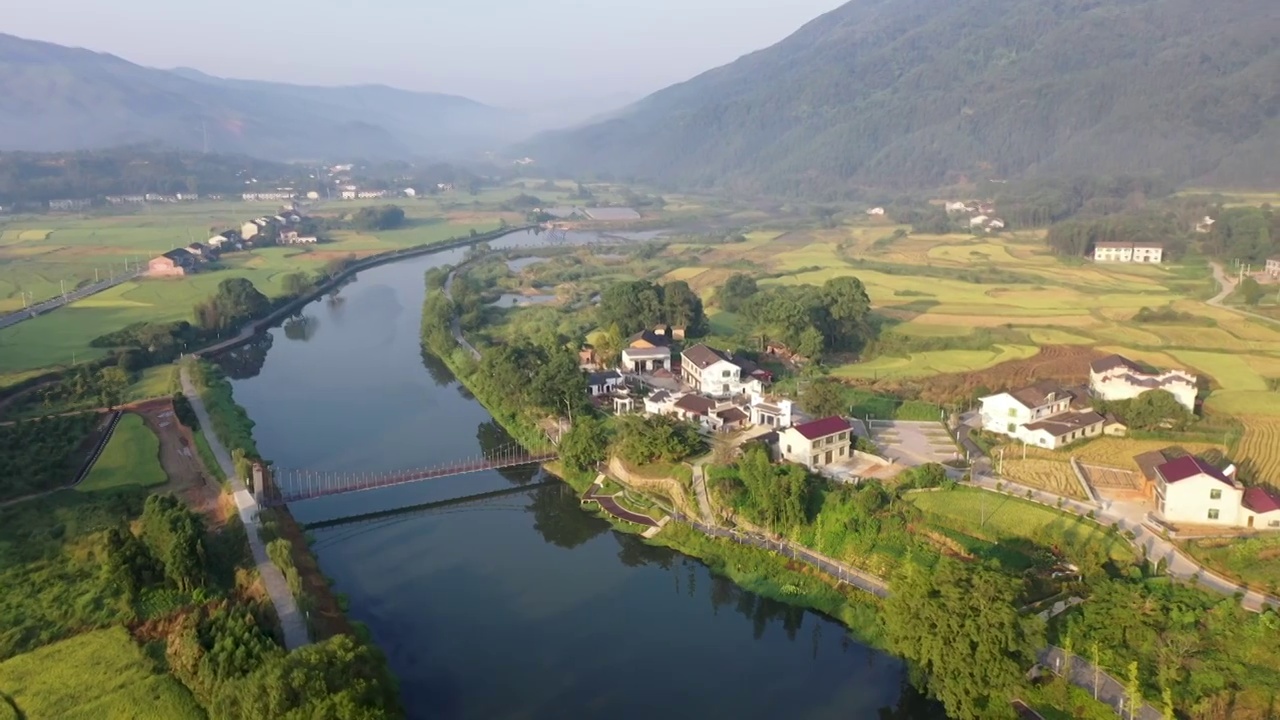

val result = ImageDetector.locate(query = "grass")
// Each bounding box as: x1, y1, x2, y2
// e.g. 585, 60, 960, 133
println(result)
908, 487, 1134, 563
77, 413, 167, 493
0, 490, 146, 660
1183, 534, 1280, 592
124, 365, 178, 403
831, 345, 1039, 380
0, 627, 204, 720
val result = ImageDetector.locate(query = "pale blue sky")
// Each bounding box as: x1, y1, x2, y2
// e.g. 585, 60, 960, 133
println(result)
7, 0, 844, 109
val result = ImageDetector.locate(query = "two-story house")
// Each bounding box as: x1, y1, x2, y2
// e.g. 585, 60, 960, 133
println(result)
680, 344, 762, 399
776, 417, 853, 470
979, 381, 1103, 449
1092, 242, 1163, 264
1267, 256, 1280, 278
620, 329, 673, 373
1155, 456, 1243, 526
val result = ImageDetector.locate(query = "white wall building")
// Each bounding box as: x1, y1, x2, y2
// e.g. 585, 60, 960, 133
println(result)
1089, 354, 1197, 412
587, 370, 624, 397
1266, 257, 1280, 278
1156, 456, 1243, 526
978, 381, 1103, 449
748, 392, 793, 429
621, 346, 672, 374
681, 344, 762, 399
777, 417, 853, 470
1093, 242, 1163, 264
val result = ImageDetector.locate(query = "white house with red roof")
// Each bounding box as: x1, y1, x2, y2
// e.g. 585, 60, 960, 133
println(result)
1155, 455, 1280, 529
777, 416, 852, 470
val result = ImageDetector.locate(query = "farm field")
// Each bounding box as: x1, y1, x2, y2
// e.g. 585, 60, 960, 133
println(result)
640, 226, 1280, 417
995, 458, 1086, 499
908, 487, 1135, 563
0, 627, 204, 720
1237, 416, 1280, 486
0, 201, 503, 378
1013, 438, 1228, 474
78, 413, 167, 493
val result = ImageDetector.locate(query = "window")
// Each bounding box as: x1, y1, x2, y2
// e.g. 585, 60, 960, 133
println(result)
1007, 423, 1017, 433
1008, 408, 1017, 417
1210, 489, 1222, 500
1270, 520, 1280, 528
721, 370, 731, 378
1208, 509, 1220, 520
786, 445, 791, 454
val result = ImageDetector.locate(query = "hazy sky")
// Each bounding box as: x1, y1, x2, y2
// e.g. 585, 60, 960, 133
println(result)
6, 0, 844, 109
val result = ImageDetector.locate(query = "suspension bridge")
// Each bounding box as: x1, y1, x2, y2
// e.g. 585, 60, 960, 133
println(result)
261, 441, 558, 506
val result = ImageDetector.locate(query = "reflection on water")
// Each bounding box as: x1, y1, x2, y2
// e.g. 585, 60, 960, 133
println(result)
226, 230, 943, 719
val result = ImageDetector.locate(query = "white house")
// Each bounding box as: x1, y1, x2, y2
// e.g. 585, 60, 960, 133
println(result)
978, 381, 1103, 449
1089, 354, 1198, 413
586, 370, 624, 397
1093, 242, 1163, 264
681, 344, 762, 399
1195, 216, 1215, 233
969, 215, 989, 228
340, 190, 357, 200
945, 201, 970, 214
865, 207, 886, 216
403, 188, 417, 197
621, 346, 672, 373
1155, 456, 1244, 526
672, 394, 719, 430
777, 417, 853, 470
643, 390, 681, 417
749, 392, 793, 429
1242, 487, 1280, 530
1266, 256, 1280, 278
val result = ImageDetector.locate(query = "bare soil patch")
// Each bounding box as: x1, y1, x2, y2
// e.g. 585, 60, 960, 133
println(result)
133, 398, 222, 527
872, 345, 1106, 404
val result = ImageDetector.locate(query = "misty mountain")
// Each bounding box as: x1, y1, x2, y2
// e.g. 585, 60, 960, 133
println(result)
524, 0, 1280, 195
0, 34, 520, 161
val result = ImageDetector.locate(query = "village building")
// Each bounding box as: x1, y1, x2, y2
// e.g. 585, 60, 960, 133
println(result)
979, 381, 1103, 449
147, 248, 197, 277
643, 390, 680, 417
586, 370, 625, 397
944, 201, 970, 214
672, 394, 719, 429
185, 241, 213, 259
1092, 242, 1163, 264
620, 329, 674, 373
48, 198, 92, 212
777, 417, 852, 470
1155, 456, 1244, 527
278, 230, 318, 245
865, 207, 885, 216
1194, 216, 1216, 233
680, 344, 764, 399
1089, 354, 1198, 412
340, 190, 357, 200
1267, 256, 1280, 278
748, 392, 793, 429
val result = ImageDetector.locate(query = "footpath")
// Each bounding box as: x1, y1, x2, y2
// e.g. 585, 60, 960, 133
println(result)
179, 366, 309, 650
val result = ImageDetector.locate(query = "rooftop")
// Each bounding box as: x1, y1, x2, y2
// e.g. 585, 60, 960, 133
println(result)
1156, 456, 1235, 487
1133, 450, 1169, 481
674, 394, 717, 415
717, 407, 750, 423
1243, 487, 1280, 514
622, 346, 671, 359
627, 329, 671, 348
587, 370, 622, 386
1024, 410, 1105, 438
1007, 380, 1075, 410
683, 343, 733, 370
1090, 354, 1145, 375
792, 416, 851, 440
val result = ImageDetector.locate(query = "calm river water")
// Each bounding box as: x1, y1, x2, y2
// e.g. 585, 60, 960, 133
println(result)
225, 230, 939, 719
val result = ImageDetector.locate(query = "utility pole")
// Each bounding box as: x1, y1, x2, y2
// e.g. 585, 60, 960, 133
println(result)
60, 278, 66, 302
94, 268, 99, 283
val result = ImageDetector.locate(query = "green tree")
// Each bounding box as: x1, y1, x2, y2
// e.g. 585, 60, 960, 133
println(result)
560, 416, 611, 472
885, 558, 1044, 720
598, 280, 664, 336
1127, 661, 1142, 720
801, 379, 846, 419
661, 280, 706, 335
194, 278, 271, 333
719, 273, 758, 312
821, 276, 873, 352
281, 272, 311, 297
613, 415, 701, 465
96, 366, 129, 408
1239, 276, 1265, 306
350, 204, 406, 231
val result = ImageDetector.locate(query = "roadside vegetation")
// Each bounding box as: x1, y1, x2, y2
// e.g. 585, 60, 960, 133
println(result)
77, 413, 167, 492
0, 412, 97, 501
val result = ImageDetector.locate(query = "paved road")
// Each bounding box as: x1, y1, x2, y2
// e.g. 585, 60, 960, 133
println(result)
1208, 261, 1280, 326
0, 269, 142, 331
966, 469, 1279, 612
442, 269, 481, 360
1039, 648, 1162, 720
690, 461, 716, 524
180, 365, 309, 650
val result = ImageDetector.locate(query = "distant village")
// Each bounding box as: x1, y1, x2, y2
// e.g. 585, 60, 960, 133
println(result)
146, 202, 316, 278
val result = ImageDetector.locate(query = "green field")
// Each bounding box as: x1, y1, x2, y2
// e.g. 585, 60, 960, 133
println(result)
0, 200, 503, 377
908, 487, 1135, 563
1183, 535, 1280, 591
78, 413, 167, 493
0, 627, 204, 720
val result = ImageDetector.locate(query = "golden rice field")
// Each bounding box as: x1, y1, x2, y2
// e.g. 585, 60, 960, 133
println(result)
1019, 438, 1229, 471
997, 457, 1087, 499
1237, 417, 1280, 485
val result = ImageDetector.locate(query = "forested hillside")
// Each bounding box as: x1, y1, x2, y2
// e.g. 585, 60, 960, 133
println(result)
526, 0, 1280, 195
0, 34, 518, 161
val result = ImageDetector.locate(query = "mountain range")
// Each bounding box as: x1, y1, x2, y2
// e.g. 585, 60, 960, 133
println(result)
0, 33, 522, 161
525, 0, 1280, 195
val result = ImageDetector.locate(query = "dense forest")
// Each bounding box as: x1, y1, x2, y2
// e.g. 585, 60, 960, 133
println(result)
527, 0, 1279, 195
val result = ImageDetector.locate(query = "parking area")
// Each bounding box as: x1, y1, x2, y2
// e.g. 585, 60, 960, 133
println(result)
863, 419, 960, 467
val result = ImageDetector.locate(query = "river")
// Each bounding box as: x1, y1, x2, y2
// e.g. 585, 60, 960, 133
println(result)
223, 230, 938, 719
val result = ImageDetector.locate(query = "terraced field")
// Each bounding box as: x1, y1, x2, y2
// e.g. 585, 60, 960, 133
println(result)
1237, 417, 1280, 486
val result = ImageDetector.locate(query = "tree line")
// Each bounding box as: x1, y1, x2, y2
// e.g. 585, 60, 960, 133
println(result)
721, 273, 876, 359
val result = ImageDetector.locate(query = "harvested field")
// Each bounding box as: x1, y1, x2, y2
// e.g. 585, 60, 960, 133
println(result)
1079, 464, 1142, 491
1019, 438, 1228, 472
1237, 416, 1280, 487
873, 345, 1103, 404
997, 458, 1086, 499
